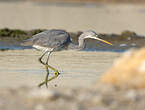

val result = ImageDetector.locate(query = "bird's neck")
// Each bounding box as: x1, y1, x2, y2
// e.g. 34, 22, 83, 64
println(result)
78, 37, 85, 49
67, 37, 86, 50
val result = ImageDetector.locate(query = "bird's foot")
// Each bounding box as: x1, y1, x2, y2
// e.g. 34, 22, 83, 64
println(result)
54, 70, 60, 76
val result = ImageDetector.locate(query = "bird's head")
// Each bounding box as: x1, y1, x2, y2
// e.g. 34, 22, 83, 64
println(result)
81, 30, 112, 45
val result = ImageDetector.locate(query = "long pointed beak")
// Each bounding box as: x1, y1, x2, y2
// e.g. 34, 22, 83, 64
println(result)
94, 36, 113, 45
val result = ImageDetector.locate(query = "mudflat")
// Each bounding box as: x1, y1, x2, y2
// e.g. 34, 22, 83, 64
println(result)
0, 49, 120, 88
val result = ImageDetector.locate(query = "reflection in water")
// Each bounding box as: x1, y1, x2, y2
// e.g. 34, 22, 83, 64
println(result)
0, 49, 121, 88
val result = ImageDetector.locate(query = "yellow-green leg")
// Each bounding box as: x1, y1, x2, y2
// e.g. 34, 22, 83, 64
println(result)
38, 64, 60, 88
38, 50, 50, 87
43, 65, 49, 88
38, 50, 60, 88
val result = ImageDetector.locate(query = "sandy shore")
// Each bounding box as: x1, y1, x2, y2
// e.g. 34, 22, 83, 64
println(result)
0, 2, 145, 35
0, 49, 120, 88
1, 49, 145, 110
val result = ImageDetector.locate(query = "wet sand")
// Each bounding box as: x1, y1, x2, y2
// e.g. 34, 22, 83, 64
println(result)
1, 49, 145, 110
0, 49, 120, 88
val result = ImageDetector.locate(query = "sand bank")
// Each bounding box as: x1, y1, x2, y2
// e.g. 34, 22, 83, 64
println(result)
0, 49, 120, 88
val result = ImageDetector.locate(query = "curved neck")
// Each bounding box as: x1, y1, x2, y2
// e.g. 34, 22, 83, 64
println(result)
67, 37, 86, 50
78, 37, 85, 49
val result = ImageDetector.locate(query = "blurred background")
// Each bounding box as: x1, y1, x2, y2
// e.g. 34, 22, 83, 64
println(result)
0, 0, 145, 35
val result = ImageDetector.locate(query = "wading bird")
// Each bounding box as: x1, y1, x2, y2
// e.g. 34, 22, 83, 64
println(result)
22, 29, 112, 87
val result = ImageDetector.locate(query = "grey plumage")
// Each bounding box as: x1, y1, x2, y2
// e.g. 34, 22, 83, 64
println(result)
22, 29, 71, 51
22, 29, 112, 87
22, 29, 99, 51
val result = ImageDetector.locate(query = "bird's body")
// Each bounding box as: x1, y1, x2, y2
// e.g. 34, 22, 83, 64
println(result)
23, 29, 71, 51
22, 29, 112, 87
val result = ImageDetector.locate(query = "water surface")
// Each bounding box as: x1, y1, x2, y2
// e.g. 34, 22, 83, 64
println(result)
0, 49, 121, 88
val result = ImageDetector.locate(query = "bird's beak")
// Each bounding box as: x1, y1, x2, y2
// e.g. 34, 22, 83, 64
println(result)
93, 35, 113, 45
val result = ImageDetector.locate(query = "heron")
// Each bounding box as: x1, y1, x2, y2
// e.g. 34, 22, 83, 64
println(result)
22, 29, 112, 87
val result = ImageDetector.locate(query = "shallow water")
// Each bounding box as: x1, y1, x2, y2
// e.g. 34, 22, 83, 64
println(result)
0, 41, 32, 50
0, 49, 121, 88
0, 41, 128, 53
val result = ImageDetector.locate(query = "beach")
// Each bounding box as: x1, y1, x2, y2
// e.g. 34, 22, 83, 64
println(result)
0, 49, 120, 88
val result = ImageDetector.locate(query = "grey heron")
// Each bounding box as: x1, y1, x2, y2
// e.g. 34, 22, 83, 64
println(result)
22, 29, 112, 87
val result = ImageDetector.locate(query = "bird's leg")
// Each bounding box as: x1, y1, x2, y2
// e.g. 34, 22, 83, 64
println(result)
38, 49, 60, 87
44, 51, 52, 87
38, 50, 49, 65
46, 51, 52, 65
38, 50, 49, 87
38, 48, 60, 88
46, 64, 60, 82
44, 65, 49, 88
38, 64, 60, 87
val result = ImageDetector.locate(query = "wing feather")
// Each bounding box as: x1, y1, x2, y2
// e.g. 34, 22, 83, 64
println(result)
22, 29, 71, 48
